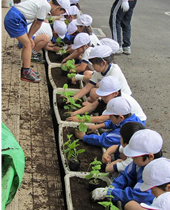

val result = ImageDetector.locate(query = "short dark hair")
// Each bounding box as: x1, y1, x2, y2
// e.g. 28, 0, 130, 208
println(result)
142, 150, 163, 161
78, 25, 92, 35
89, 56, 113, 65
52, 0, 59, 6
156, 182, 170, 191
113, 113, 132, 120
120, 122, 145, 144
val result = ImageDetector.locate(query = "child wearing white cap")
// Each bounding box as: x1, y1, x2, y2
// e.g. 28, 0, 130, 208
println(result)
67, 76, 146, 124
92, 129, 163, 208
72, 45, 132, 102
103, 122, 145, 174
62, 5, 80, 23
61, 32, 95, 75
124, 158, 170, 210
75, 97, 144, 148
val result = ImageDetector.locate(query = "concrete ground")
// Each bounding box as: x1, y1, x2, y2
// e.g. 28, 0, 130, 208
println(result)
2, 8, 65, 210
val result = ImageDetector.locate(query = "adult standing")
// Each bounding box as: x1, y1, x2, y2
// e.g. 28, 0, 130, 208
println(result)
4, 0, 70, 83
109, 0, 137, 55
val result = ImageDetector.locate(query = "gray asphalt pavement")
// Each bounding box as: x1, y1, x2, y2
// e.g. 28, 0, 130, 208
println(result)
80, 0, 170, 158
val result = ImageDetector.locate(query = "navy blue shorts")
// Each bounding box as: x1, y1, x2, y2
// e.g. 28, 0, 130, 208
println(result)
4, 6, 27, 38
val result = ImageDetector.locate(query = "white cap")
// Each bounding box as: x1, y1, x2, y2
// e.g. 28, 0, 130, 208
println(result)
74, 14, 92, 26
140, 158, 170, 191
63, 5, 80, 16
96, 76, 121, 96
72, 32, 90, 49
67, 20, 78, 35
123, 129, 163, 157
87, 45, 113, 60
53, 20, 67, 39
57, 0, 70, 10
70, 0, 79, 4
102, 97, 132, 115
140, 192, 170, 210
100, 38, 119, 54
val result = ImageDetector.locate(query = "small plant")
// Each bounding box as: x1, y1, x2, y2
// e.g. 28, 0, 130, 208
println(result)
64, 134, 85, 161
85, 157, 108, 184
76, 112, 91, 132
57, 84, 75, 98
61, 59, 75, 73
98, 195, 119, 210
48, 15, 54, 25
57, 47, 67, 55
55, 37, 65, 47
64, 97, 82, 112
67, 69, 76, 79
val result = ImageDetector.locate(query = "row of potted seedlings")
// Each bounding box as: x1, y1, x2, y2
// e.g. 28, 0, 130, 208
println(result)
45, 42, 118, 209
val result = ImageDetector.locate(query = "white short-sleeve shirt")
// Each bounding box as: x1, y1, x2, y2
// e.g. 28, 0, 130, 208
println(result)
122, 92, 147, 121
89, 63, 132, 95
27, 22, 53, 40
90, 33, 101, 47
15, 0, 51, 20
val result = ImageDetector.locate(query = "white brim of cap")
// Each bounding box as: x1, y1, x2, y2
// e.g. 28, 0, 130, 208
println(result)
96, 89, 118, 96
58, 34, 65, 39
87, 55, 97, 60
140, 183, 155, 192
73, 19, 82, 26
140, 203, 159, 210
102, 109, 115, 115
71, 43, 82, 49
123, 145, 147, 157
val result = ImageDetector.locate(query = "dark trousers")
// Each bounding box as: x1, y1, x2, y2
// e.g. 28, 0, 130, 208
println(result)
109, 0, 137, 47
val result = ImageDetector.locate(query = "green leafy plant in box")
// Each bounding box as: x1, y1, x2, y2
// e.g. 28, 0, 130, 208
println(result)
64, 134, 85, 171
76, 112, 91, 133
98, 195, 119, 210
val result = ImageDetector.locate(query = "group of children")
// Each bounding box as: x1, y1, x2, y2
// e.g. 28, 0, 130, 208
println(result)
4, 0, 169, 210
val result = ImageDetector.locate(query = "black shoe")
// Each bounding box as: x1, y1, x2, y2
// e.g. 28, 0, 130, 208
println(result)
31, 54, 45, 64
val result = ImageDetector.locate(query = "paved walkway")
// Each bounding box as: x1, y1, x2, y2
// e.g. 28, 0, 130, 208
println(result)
2, 8, 65, 210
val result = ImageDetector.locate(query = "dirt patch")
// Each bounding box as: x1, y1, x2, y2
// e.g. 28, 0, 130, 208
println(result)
51, 67, 80, 89
48, 51, 69, 63
70, 177, 105, 210
62, 127, 105, 172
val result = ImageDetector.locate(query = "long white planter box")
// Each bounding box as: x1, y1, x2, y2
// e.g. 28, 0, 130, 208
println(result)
53, 88, 87, 124
45, 50, 62, 66
64, 172, 112, 210
58, 122, 105, 175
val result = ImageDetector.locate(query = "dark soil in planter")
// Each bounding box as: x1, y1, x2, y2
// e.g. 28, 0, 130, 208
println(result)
63, 127, 106, 172
70, 177, 105, 210
51, 67, 80, 88
56, 94, 83, 121
48, 51, 69, 63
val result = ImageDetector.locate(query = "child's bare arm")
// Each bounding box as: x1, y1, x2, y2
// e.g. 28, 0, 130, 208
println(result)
102, 145, 119, 164
73, 83, 94, 100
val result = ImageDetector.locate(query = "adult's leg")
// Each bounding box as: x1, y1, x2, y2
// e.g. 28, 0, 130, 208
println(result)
121, 0, 137, 48
109, 0, 123, 46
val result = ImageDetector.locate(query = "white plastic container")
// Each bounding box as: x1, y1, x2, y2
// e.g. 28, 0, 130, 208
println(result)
64, 172, 112, 210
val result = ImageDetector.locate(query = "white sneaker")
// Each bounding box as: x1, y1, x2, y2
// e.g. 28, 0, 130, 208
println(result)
123, 46, 131, 55
116, 47, 123, 54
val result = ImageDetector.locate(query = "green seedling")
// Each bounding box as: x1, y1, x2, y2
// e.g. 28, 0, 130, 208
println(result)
85, 157, 108, 184
67, 69, 76, 79
76, 112, 91, 133
98, 195, 119, 210
64, 134, 85, 161
48, 15, 54, 25
64, 97, 82, 112
55, 37, 65, 47
57, 48, 67, 55
61, 59, 76, 72
57, 84, 75, 98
